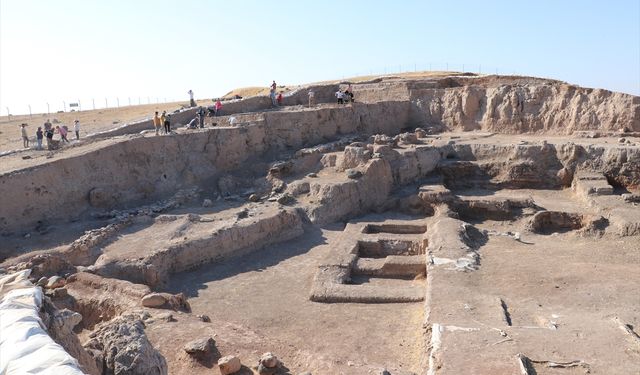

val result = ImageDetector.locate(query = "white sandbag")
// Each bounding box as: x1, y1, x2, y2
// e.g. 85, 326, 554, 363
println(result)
0, 270, 86, 375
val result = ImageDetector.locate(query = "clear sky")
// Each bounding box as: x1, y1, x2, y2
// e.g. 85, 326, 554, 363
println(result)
1, 0, 639, 114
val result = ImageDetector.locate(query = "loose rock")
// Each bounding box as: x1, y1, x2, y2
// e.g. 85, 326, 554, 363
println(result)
197, 314, 211, 322
141, 293, 167, 308
46, 275, 65, 289
218, 355, 242, 375
183, 337, 215, 359
346, 169, 363, 179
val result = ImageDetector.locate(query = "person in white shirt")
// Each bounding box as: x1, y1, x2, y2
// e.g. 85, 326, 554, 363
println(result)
308, 90, 316, 107
188, 89, 196, 107
335, 90, 345, 104
73, 120, 80, 140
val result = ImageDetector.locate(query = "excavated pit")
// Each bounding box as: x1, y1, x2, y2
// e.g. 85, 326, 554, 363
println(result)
1, 75, 640, 375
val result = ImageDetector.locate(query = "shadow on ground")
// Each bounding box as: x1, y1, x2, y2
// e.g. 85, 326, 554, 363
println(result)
164, 224, 330, 298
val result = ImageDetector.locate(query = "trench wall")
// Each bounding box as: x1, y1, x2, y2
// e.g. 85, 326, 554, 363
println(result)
0, 101, 411, 234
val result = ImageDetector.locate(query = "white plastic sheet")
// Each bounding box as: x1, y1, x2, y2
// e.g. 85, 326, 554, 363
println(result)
0, 270, 86, 375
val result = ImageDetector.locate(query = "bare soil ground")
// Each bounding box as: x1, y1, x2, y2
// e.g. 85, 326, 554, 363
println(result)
0, 99, 211, 153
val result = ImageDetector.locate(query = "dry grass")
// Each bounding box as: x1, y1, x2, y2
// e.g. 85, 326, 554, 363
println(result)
0, 99, 212, 152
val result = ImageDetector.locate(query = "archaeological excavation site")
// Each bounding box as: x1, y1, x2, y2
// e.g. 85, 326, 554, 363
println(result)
1, 74, 640, 375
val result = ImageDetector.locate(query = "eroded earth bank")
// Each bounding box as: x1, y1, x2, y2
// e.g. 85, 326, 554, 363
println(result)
1, 74, 639, 375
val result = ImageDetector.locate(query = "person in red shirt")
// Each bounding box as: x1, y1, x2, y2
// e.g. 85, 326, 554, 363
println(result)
276, 91, 283, 106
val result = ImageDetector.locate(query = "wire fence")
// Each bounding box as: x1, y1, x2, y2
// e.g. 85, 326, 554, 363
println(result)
2, 62, 520, 121
1, 96, 186, 122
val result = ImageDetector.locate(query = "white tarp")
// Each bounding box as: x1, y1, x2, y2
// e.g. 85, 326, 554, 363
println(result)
0, 270, 86, 375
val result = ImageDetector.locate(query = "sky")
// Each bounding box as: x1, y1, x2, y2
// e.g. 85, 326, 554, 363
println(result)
1, 0, 639, 115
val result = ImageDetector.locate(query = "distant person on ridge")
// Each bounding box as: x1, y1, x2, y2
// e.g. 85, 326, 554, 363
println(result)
44, 119, 53, 148
44, 119, 53, 150
345, 84, 354, 103
56, 125, 70, 143
160, 111, 167, 134
197, 106, 205, 128
335, 90, 345, 104
270, 80, 277, 106
215, 99, 223, 116
164, 114, 172, 134
74, 119, 81, 140
20, 123, 29, 148
188, 89, 196, 107
153, 111, 162, 135
36, 127, 43, 150
277, 91, 283, 106
308, 89, 315, 107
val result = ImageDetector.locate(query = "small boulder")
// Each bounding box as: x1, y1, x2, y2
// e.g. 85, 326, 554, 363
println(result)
202, 199, 213, 207
155, 312, 176, 322
259, 352, 279, 368
37, 277, 48, 287
258, 364, 277, 374
141, 293, 167, 308
398, 132, 418, 144
46, 276, 65, 289
306, 172, 318, 178
415, 128, 427, 138
218, 355, 241, 375
248, 194, 260, 202
618, 137, 626, 144
183, 337, 215, 359
556, 167, 573, 187
346, 169, 363, 179
197, 314, 211, 323
277, 193, 294, 205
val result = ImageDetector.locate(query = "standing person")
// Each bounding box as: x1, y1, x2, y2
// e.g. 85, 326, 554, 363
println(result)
269, 80, 277, 106
36, 127, 43, 150
56, 125, 70, 143
214, 100, 223, 116
160, 111, 167, 134
345, 84, 354, 103
73, 120, 80, 140
153, 111, 162, 135
276, 91, 283, 106
188, 89, 196, 107
163, 114, 171, 134
20, 123, 29, 148
43, 119, 53, 148
308, 89, 316, 107
197, 106, 205, 128
335, 90, 345, 104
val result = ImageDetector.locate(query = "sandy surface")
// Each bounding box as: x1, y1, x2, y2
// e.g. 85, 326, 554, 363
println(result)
162, 224, 425, 375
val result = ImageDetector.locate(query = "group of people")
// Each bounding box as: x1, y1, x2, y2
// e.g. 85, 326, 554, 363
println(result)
269, 80, 284, 107
335, 84, 355, 104
20, 119, 80, 150
152, 111, 172, 135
